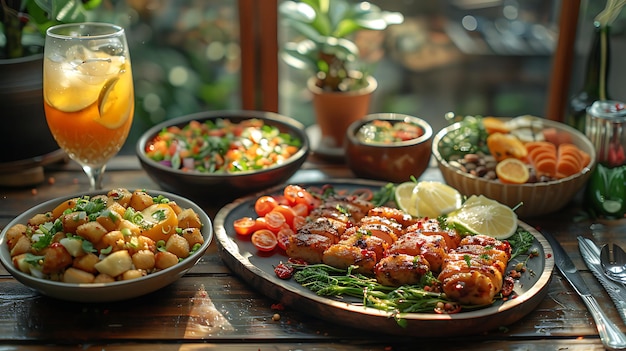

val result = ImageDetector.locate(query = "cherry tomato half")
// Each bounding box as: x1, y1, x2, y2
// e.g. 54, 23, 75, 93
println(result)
283, 185, 318, 210
233, 216, 266, 236
254, 195, 278, 217
264, 211, 287, 232
251, 229, 278, 252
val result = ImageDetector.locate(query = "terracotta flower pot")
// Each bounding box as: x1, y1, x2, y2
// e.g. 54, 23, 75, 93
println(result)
308, 75, 377, 148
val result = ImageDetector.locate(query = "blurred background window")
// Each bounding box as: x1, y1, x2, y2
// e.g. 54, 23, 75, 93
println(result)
91, 0, 626, 154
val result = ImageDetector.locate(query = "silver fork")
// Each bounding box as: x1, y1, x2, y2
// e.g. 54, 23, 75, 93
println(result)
601, 243, 626, 285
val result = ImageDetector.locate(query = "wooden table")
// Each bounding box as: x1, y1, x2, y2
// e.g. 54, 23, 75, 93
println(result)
1, 154, 625, 350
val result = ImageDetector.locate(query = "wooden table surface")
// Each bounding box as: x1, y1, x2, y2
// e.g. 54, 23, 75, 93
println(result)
1, 154, 625, 351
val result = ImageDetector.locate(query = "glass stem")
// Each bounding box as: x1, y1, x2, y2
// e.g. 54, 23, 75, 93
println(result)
83, 164, 107, 190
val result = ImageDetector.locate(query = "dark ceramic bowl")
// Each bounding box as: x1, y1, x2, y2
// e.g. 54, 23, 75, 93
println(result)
137, 110, 309, 202
344, 113, 433, 183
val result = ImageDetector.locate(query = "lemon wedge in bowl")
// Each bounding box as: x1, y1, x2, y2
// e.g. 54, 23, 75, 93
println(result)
447, 195, 518, 239
395, 181, 462, 218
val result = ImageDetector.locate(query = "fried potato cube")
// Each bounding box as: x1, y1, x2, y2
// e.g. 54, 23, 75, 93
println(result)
10, 235, 32, 257
41, 244, 73, 274
94, 274, 115, 283
28, 212, 53, 226
76, 221, 108, 244
96, 210, 122, 232
155, 251, 178, 270
94, 250, 132, 277
62, 267, 95, 284
108, 188, 133, 208
177, 208, 202, 229
62, 211, 89, 234
118, 219, 141, 237
166, 234, 190, 259
121, 269, 146, 281
73, 252, 99, 274
96, 231, 125, 253
181, 228, 204, 248
5, 224, 27, 249
12, 253, 32, 273
132, 250, 156, 270
129, 190, 154, 211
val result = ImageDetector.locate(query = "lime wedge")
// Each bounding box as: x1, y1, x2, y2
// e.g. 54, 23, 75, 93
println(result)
447, 195, 517, 239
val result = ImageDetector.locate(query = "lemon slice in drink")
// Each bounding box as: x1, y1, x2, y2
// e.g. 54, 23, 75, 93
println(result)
447, 195, 517, 239
96, 62, 133, 129
395, 181, 462, 218
45, 62, 105, 112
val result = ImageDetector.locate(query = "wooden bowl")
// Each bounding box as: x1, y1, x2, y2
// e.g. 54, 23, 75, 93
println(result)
432, 118, 596, 218
344, 113, 433, 183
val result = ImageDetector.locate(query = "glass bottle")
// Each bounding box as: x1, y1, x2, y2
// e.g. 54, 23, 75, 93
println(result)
566, 22, 611, 133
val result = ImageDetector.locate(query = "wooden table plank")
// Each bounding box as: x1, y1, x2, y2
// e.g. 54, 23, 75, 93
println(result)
1, 155, 626, 349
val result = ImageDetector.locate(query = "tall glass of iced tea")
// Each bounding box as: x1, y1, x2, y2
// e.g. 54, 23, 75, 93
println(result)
44, 23, 134, 190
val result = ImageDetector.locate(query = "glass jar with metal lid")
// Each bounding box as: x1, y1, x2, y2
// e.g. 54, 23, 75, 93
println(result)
585, 100, 626, 167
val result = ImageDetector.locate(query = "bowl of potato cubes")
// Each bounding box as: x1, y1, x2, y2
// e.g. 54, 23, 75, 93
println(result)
0, 188, 212, 302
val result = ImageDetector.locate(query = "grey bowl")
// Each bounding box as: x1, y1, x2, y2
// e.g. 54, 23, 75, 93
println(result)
136, 110, 310, 203
0, 189, 213, 302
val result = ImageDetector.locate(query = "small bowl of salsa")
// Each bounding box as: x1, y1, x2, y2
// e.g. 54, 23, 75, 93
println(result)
345, 113, 433, 183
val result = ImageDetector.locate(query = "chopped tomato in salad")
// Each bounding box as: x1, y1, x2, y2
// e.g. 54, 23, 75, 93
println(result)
144, 118, 302, 173
356, 120, 424, 144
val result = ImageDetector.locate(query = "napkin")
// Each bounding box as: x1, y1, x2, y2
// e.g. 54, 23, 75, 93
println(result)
578, 236, 626, 325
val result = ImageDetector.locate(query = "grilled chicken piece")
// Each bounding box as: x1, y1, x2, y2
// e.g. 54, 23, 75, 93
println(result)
286, 232, 333, 264
297, 217, 345, 244
405, 219, 461, 250
451, 245, 509, 275
437, 235, 510, 305
459, 234, 512, 258
310, 194, 374, 225
322, 243, 377, 274
358, 216, 404, 238
374, 253, 430, 287
340, 227, 389, 261
387, 232, 447, 272
367, 206, 417, 228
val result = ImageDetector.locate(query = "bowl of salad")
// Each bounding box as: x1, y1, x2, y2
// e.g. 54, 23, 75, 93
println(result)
137, 110, 309, 202
344, 113, 433, 183
432, 115, 596, 218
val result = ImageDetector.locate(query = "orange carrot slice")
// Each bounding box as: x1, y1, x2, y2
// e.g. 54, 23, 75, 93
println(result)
525, 141, 556, 154
534, 157, 557, 177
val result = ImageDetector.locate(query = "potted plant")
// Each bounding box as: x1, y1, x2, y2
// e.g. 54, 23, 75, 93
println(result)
0, 0, 100, 170
279, 0, 403, 148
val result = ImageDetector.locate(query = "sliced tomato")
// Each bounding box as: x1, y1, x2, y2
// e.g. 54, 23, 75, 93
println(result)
233, 217, 260, 236
291, 203, 309, 217
264, 211, 286, 232
254, 195, 278, 216
276, 227, 294, 251
283, 185, 318, 210
251, 229, 278, 252
234, 216, 268, 236
270, 205, 296, 228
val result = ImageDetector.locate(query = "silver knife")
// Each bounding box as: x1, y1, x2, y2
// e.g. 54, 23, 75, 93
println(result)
543, 231, 626, 350
579, 236, 626, 324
